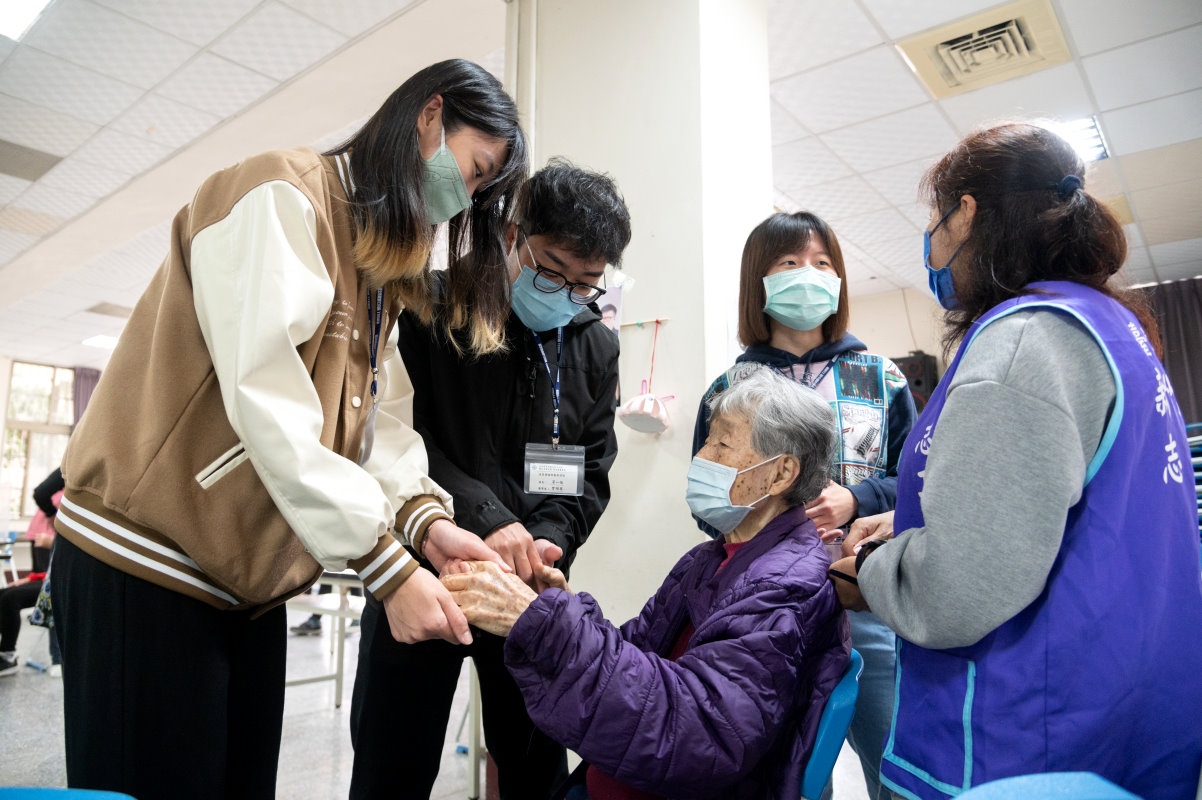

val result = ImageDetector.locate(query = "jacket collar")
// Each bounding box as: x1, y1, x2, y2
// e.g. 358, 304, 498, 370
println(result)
737, 333, 866, 368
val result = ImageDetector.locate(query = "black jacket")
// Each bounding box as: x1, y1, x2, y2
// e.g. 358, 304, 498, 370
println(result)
396, 273, 620, 573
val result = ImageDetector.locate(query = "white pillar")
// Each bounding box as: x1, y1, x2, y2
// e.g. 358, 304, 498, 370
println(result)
508, 0, 773, 621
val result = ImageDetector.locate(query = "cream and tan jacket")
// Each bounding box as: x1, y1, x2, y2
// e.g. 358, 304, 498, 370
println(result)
56, 148, 452, 611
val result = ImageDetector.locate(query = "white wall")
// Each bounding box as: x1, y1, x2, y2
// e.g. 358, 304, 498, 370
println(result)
848, 287, 948, 373
517, 0, 773, 624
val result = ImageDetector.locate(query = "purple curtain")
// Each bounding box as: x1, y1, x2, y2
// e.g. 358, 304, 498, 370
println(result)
1141, 277, 1202, 424
73, 367, 101, 424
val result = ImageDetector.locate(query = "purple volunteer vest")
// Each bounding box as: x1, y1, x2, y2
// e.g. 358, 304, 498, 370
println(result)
881, 282, 1202, 800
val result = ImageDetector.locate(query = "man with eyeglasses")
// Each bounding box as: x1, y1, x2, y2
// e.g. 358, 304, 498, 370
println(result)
349, 159, 632, 800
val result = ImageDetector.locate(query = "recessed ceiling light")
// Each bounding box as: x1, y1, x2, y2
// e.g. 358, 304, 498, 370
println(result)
1047, 116, 1109, 162
82, 334, 118, 350
0, 0, 53, 41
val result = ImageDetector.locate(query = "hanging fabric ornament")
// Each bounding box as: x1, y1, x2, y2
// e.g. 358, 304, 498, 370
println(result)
617, 320, 675, 434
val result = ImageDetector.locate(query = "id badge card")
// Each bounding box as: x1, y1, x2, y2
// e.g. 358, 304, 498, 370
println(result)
524, 443, 585, 496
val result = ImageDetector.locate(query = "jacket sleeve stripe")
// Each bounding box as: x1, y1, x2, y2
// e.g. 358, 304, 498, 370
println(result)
365, 550, 413, 596
402, 502, 446, 546
359, 539, 400, 580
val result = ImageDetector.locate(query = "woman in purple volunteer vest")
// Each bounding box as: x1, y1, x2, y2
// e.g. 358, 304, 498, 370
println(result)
827, 123, 1202, 800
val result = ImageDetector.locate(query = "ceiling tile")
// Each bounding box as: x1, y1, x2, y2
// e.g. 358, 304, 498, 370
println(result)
838, 240, 887, 280
898, 203, 933, 230
938, 62, 1094, 134
0, 229, 39, 264
1148, 237, 1202, 267
1115, 138, 1202, 192
770, 101, 808, 146
211, 2, 346, 82
782, 175, 890, 221
862, 156, 938, 206
0, 37, 14, 65
1082, 26, 1202, 111
110, 93, 223, 150
0, 174, 33, 205
847, 276, 901, 297
0, 92, 99, 157
830, 208, 919, 247
281, 0, 419, 38
10, 183, 99, 218
0, 206, 62, 236
1119, 263, 1157, 286
1084, 158, 1124, 200
773, 46, 928, 134
0, 47, 141, 126
156, 53, 280, 117
773, 137, 852, 193
860, 234, 920, 270
858, 0, 1005, 40
37, 156, 133, 198
766, 0, 882, 80
1122, 223, 1146, 249
22, 0, 198, 89
90, 0, 260, 47
71, 128, 175, 176
1129, 182, 1202, 247
1100, 89, 1202, 156
1057, 0, 1202, 56
821, 103, 959, 172
1124, 245, 1153, 271
1155, 262, 1202, 281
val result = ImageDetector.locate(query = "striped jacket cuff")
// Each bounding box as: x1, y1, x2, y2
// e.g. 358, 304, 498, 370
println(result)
397, 494, 452, 558
349, 536, 418, 600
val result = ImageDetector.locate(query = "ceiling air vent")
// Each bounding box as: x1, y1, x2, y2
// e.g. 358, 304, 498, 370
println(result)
896, 0, 1072, 99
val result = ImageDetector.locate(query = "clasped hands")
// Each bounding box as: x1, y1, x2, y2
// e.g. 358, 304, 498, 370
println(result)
825, 510, 895, 612
439, 522, 570, 638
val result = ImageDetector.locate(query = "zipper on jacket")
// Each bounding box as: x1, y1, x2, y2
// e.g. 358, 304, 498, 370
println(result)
195, 443, 249, 489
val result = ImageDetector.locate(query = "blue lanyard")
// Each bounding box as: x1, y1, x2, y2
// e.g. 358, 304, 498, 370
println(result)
367, 287, 384, 401
803, 353, 839, 389
531, 328, 563, 447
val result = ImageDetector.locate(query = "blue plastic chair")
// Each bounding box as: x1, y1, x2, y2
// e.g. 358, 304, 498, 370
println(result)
0, 790, 136, 799
956, 772, 1141, 800
801, 648, 863, 800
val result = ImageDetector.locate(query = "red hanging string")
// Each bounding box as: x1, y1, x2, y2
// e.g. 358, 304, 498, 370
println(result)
646, 320, 661, 394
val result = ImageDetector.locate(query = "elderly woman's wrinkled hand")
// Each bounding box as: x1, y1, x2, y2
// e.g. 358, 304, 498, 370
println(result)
441, 561, 539, 637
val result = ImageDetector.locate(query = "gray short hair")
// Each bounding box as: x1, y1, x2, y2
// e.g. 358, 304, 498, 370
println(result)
707, 366, 835, 506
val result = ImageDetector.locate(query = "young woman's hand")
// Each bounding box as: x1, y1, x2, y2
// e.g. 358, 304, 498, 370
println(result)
805, 481, 858, 531
841, 510, 895, 559
423, 519, 510, 573
484, 522, 545, 585
383, 568, 473, 645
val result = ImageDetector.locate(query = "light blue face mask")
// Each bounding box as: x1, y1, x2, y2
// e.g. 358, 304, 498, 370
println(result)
686, 454, 781, 536
924, 202, 964, 311
763, 266, 842, 331
421, 126, 471, 224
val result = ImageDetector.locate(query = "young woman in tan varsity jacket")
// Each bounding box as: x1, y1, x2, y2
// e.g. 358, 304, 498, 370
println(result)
50, 59, 528, 799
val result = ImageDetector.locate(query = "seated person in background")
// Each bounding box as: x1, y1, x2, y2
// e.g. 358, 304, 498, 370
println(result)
1, 468, 64, 676
443, 368, 850, 800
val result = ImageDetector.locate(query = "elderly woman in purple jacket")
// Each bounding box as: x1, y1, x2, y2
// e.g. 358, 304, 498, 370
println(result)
443, 368, 850, 800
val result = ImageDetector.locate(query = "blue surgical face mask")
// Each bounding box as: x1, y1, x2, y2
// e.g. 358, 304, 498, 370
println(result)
510, 238, 581, 331
686, 454, 781, 536
421, 126, 471, 224
924, 202, 964, 311
763, 266, 842, 331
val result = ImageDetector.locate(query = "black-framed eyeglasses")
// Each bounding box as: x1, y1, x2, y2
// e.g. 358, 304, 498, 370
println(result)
523, 234, 607, 305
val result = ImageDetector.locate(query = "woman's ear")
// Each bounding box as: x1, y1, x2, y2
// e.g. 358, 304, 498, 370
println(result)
417, 95, 445, 159
952, 194, 977, 238
769, 455, 801, 497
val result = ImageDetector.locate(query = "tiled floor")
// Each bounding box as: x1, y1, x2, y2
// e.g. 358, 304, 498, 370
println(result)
0, 607, 870, 799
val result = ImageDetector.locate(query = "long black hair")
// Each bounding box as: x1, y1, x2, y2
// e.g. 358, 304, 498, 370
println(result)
923, 122, 1159, 358
327, 58, 528, 353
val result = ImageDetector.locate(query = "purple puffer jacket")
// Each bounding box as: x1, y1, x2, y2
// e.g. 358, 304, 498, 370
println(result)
504, 506, 851, 799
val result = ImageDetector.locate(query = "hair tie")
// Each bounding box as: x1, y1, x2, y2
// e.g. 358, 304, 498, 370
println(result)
1056, 174, 1082, 198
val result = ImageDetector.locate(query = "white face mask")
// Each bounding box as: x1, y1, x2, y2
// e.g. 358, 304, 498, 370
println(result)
685, 454, 781, 536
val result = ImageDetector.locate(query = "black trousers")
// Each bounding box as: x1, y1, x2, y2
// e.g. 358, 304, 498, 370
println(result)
349, 595, 567, 800
0, 579, 41, 652
51, 535, 287, 800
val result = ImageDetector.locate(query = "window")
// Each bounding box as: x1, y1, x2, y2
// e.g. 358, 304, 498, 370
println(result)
2, 361, 74, 520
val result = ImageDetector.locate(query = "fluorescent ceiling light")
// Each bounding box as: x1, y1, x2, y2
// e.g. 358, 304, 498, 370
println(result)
0, 0, 53, 41
1047, 116, 1109, 162
82, 334, 119, 350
